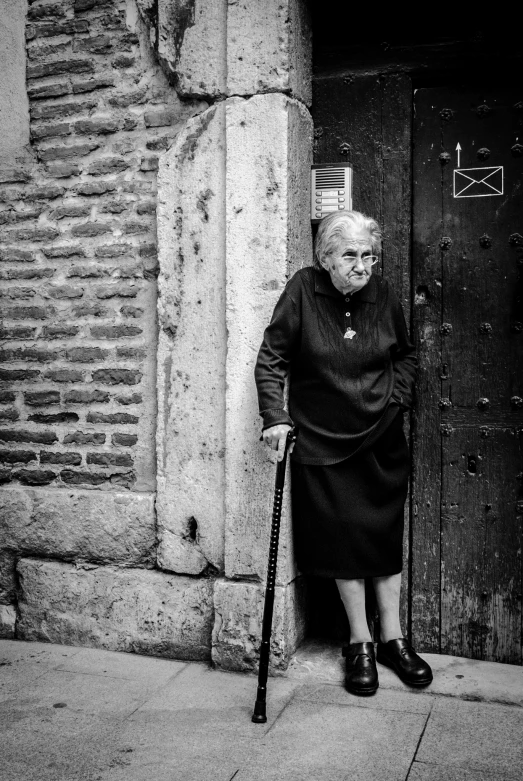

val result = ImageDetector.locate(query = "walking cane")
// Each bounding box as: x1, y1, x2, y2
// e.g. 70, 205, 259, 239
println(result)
252, 427, 297, 724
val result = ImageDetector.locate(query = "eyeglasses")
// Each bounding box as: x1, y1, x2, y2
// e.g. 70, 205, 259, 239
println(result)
335, 254, 379, 268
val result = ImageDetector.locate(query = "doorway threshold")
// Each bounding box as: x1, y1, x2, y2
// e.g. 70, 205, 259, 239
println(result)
285, 638, 523, 708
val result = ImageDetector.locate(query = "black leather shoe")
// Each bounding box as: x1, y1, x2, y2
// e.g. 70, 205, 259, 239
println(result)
376, 638, 433, 687
342, 641, 378, 696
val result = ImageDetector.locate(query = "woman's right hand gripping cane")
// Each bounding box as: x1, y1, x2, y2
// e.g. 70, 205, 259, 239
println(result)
262, 424, 295, 462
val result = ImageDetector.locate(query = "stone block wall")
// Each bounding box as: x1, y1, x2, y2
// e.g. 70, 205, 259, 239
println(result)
17, 558, 214, 659
1, 0, 313, 668
0, 0, 209, 643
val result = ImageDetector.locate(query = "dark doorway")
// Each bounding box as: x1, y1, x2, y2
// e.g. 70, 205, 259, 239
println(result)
309, 12, 523, 663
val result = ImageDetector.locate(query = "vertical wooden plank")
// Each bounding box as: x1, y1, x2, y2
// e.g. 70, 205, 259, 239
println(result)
380, 73, 412, 307
380, 73, 413, 634
312, 74, 382, 221
439, 90, 521, 409
411, 88, 444, 652
441, 425, 522, 663
509, 100, 523, 412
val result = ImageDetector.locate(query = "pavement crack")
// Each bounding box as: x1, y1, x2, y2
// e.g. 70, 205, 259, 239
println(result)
263, 693, 294, 736
405, 704, 433, 780
121, 663, 189, 721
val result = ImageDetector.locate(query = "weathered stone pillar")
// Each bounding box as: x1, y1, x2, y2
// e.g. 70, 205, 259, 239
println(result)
155, 0, 312, 670
213, 0, 313, 671
156, 104, 227, 576
155, 95, 313, 667
212, 94, 312, 670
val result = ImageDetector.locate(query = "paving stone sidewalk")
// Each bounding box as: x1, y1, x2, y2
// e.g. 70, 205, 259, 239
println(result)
1, 639, 522, 781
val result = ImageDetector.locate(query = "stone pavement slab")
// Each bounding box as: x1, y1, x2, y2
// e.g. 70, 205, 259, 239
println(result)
0, 643, 188, 781
294, 681, 433, 714
0, 668, 178, 781
415, 697, 523, 779
408, 762, 520, 781
235, 699, 427, 781
0, 709, 124, 781
95, 663, 301, 781
55, 644, 186, 687
0, 640, 82, 667
2, 669, 161, 717
133, 662, 300, 733
414, 654, 523, 708
1, 639, 522, 781
96, 713, 253, 781
289, 639, 523, 706
0, 640, 83, 700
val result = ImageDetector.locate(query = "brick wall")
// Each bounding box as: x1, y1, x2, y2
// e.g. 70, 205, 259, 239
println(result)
0, 0, 205, 492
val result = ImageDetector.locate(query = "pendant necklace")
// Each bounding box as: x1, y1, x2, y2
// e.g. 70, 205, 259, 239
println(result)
344, 297, 356, 339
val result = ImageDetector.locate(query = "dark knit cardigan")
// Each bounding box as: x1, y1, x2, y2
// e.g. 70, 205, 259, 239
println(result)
254, 267, 416, 465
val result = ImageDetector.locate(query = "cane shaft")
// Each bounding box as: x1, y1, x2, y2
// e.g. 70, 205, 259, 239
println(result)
252, 430, 295, 723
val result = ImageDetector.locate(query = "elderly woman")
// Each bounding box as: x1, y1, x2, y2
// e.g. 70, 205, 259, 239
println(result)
254, 210, 432, 696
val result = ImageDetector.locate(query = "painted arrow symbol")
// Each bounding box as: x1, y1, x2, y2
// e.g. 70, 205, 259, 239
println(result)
456, 142, 461, 167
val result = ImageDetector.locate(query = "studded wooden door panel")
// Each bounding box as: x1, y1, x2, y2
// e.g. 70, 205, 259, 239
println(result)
412, 88, 523, 663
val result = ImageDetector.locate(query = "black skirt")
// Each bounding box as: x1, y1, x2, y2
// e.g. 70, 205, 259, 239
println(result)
291, 408, 409, 579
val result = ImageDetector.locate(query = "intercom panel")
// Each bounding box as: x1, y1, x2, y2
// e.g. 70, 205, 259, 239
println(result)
311, 164, 352, 223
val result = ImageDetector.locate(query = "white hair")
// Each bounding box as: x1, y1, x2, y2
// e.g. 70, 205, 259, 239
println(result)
314, 210, 382, 271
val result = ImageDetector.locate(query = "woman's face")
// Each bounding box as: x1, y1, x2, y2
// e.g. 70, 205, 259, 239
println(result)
321, 229, 375, 294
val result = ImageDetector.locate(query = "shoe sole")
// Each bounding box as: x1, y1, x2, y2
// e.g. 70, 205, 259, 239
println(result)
346, 683, 379, 696
376, 655, 433, 687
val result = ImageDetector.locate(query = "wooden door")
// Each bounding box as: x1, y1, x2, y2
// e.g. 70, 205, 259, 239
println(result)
311, 74, 413, 636
412, 88, 523, 663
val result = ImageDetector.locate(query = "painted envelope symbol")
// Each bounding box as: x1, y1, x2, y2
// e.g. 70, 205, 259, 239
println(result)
453, 166, 504, 198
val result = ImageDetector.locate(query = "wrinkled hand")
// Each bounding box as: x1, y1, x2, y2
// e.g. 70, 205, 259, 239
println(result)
262, 424, 295, 462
